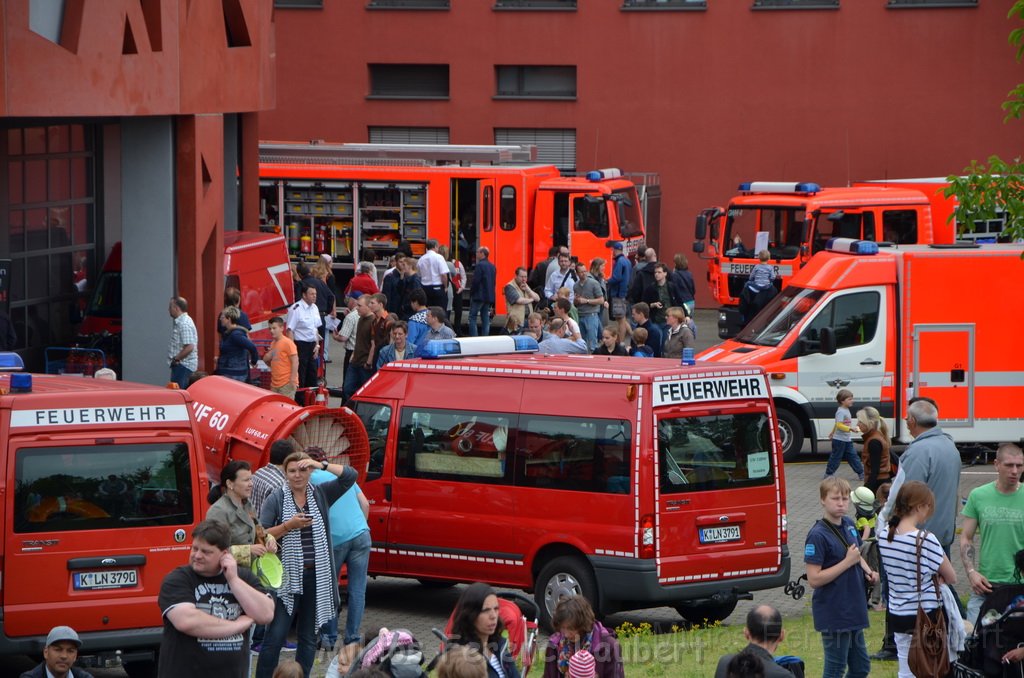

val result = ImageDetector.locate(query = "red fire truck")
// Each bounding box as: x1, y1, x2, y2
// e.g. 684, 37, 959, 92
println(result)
692, 179, 965, 338
258, 143, 657, 312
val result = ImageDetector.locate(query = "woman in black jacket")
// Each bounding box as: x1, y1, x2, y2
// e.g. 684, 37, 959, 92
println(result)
448, 583, 520, 678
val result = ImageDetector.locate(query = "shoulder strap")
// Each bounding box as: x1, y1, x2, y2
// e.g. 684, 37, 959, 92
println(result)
818, 518, 850, 548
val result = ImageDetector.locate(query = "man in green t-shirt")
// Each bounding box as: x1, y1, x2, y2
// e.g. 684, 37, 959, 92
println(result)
960, 443, 1024, 627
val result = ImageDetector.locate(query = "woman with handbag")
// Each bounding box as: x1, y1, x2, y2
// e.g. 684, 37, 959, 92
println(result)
206, 460, 278, 566
876, 481, 957, 677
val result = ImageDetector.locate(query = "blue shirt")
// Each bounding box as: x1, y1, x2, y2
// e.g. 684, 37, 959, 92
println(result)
804, 516, 868, 632
607, 253, 631, 298
310, 469, 369, 545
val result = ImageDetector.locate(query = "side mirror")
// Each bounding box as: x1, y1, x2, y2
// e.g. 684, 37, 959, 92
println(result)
820, 327, 837, 355
695, 214, 708, 240
693, 241, 706, 254
710, 222, 720, 240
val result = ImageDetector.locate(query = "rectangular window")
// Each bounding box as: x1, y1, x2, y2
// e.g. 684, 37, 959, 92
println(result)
495, 128, 576, 173
369, 64, 449, 99
369, 127, 450, 145
517, 416, 630, 494
397, 409, 515, 484
881, 209, 918, 244
368, 0, 449, 7
888, 0, 976, 6
495, 66, 576, 99
273, 0, 323, 7
573, 196, 609, 238
659, 412, 775, 494
621, 0, 707, 9
15, 443, 194, 533
752, 0, 839, 8
494, 0, 576, 8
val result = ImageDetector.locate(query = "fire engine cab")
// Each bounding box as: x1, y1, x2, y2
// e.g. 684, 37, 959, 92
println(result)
693, 179, 961, 338
700, 239, 1024, 461
347, 337, 790, 629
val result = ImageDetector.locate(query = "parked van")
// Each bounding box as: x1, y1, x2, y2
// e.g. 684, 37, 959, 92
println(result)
348, 337, 790, 628
0, 359, 209, 677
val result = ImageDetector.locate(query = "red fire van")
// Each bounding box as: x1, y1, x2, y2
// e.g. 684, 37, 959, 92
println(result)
347, 337, 790, 628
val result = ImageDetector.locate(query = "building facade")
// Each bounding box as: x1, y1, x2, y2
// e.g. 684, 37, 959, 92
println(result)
261, 0, 1022, 305
0, 0, 274, 383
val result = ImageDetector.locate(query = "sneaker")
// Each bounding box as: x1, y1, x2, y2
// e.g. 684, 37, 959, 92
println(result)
282, 641, 297, 652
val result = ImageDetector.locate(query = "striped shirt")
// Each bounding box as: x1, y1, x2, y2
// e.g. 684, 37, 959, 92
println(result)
250, 464, 285, 517
877, 529, 945, 616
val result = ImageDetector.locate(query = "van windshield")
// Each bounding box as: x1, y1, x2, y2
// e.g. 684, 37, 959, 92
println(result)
14, 442, 194, 533
724, 206, 805, 260
614, 189, 643, 238
658, 412, 774, 494
734, 287, 824, 347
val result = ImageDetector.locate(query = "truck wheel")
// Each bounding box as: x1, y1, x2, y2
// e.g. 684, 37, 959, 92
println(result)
674, 598, 738, 626
777, 408, 803, 463
535, 556, 598, 631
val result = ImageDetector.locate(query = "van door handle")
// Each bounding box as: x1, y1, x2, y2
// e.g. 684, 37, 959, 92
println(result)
384, 484, 392, 502
860, 359, 881, 366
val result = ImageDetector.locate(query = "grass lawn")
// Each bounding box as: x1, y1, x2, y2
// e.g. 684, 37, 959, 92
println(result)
617, 609, 899, 677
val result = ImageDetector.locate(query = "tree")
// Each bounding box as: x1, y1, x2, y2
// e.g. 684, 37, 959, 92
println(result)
945, 2, 1024, 241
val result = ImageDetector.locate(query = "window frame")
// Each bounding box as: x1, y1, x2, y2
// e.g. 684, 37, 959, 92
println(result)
366, 0, 449, 8
367, 64, 450, 100
273, 0, 323, 7
494, 65, 577, 101
493, 0, 576, 9
886, 0, 976, 7
801, 290, 881, 351
751, 0, 839, 9
621, 0, 707, 10
515, 413, 632, 494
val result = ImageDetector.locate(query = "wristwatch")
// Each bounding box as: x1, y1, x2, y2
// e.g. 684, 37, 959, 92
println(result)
321, 460, 329, 471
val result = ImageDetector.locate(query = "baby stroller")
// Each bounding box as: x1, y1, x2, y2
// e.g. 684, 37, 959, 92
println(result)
334, 627, 427, 678
953, 584, 1024, 677
432, 591, 540, 676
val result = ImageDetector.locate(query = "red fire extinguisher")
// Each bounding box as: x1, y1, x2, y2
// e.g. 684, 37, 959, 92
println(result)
314, 225, 327, 254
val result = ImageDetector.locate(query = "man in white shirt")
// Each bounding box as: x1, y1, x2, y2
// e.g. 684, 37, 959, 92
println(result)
168, 297, 198, 389
286, 283, 322, 390
544, 253, 578, 305
417, 239, 449, 309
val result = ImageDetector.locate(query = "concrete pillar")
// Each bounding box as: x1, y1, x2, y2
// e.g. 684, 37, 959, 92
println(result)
120, 117, 176, 386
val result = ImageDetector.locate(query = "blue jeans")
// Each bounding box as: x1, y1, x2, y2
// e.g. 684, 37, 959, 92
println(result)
467, 300, 491, 337
343, 363, 373, 402
256, 568, 318, 678
319, 530, 372, 649
170, 363, 192, 390
579, 314, 602, 352
821, 628, 870, 678
825, 439, 864, 477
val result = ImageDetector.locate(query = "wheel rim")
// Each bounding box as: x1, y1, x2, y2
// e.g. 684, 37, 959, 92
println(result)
778, 420, 793, 455
543, 571, 582, 618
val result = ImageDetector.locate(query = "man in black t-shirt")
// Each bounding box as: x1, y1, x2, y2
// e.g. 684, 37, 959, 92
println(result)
157, 520, 274, 678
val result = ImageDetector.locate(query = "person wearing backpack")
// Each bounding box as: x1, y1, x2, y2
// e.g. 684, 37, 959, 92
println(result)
714, 606, 793, 678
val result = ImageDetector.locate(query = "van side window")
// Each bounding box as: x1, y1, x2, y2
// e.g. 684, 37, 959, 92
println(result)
659, 413, 774, 494
802, 291, 880, 350
397, 409, 514, 484
352, 401, 392, 479
14, 443, 194, 533
516, 415, 630, 494
882, 209, 918, 244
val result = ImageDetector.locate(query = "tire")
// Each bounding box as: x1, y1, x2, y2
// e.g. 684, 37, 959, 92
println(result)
777, 407, 803, 463
534, 556, 598, 631
674, 597, 738, 626
123, 658, 158, 678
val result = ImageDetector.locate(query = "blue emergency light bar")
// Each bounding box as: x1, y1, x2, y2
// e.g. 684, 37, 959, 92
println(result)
0, 352, 25, 371
585, 168, 622, 181
825, 238, 879, 255
420, 336, 540, 360
738, 181, 822, 194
